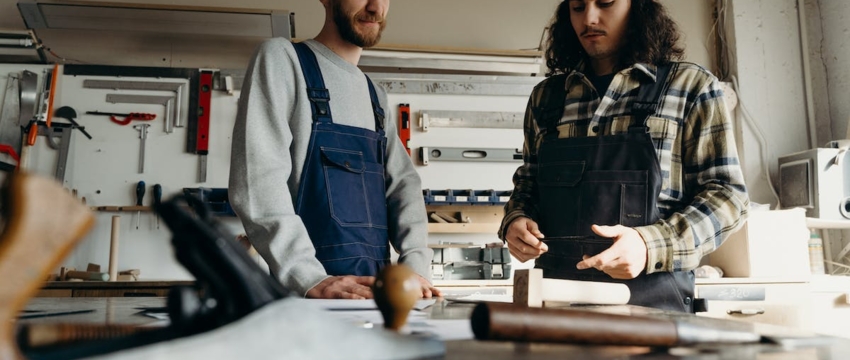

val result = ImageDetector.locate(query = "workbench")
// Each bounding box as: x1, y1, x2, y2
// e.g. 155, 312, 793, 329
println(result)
37, 281, 195, 298
19, 297, 850, 359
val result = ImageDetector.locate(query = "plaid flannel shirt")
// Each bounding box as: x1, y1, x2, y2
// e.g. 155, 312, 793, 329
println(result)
499, 62, 750, 274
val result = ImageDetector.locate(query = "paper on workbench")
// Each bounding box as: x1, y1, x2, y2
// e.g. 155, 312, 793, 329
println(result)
443, 294, 513, 303
307, 298, 437, 311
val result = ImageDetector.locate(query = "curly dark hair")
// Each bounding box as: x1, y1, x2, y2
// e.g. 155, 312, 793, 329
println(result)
545, 0, 685, 75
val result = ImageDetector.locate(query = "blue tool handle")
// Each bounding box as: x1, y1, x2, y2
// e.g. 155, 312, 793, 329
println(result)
136, 181, 146, 206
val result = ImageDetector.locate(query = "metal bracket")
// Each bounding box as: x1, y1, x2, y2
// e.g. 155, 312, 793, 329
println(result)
37, 123, 72, 182
85, 79, 186, 132
419, 147, 522, 165
419, 110, 524, 132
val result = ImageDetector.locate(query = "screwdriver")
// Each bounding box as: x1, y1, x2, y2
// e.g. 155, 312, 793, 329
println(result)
153, 184, 162, 229
135, 181, 145, 230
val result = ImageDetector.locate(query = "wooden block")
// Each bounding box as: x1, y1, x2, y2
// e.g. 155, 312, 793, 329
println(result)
59, 267, 76, 281
116, 274, 138, 281
118, 269, 140, 276
513, 269, 543, 307
86, 263, 101, 272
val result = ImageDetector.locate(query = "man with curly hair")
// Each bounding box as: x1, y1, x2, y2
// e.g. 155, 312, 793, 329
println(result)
500, 0, 749, 312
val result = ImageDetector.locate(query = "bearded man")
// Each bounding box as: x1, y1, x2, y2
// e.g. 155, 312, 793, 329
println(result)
230, 0, 439, 300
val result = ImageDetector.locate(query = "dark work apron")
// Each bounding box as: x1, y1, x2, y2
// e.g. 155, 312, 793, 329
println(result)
533, 65, 695, 312
291, 42, 390, 276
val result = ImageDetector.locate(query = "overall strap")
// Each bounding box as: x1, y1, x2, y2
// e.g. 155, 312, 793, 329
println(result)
292, 42, 333, 123
630, 63, 675, 132
365, 75, 385, 132
532, 74, 569, 138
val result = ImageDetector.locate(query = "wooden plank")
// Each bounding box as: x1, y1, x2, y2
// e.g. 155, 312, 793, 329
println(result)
72, 289, 168, 297
34, 289, 72, 298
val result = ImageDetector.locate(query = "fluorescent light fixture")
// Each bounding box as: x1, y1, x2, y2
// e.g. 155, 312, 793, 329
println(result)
17, 0, 294, 39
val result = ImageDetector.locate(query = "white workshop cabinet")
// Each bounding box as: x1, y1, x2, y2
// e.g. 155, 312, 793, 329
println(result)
808, 275, 850, 338
696, 276, 850, 339
695, 278, 812, 330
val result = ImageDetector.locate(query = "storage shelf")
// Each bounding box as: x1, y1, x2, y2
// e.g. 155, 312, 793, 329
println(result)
806, 218, 850, 229
426, 204, 503, 234
428, 223, 499, 233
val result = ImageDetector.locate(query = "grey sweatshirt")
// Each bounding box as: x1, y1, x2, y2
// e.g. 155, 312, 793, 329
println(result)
229, 39, 431, 296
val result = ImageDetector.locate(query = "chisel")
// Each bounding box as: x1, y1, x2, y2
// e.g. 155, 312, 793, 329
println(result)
153, 184, 162, 229
135, 181, 145, 230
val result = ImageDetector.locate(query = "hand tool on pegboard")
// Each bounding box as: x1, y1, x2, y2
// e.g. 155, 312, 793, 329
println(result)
20, 65, 58, 169
190, 70, 214, 183
153, 184, 162, 229
133, 124, 149, 174
54, 107, 92, 140
83, 79, 185, 133
135, 181, 145, 230
85, 111, 156, 126
398, 104, 411, 155
0, 73, 21, 171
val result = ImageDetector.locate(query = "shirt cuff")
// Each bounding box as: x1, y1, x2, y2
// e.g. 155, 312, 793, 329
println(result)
498, 211, 532, 241
634, 223, 676, 275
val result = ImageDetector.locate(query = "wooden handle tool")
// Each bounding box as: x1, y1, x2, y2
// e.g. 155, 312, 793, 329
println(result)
372, 264, 421, 331
471, 302, 762, 347
0, 172, 95, 360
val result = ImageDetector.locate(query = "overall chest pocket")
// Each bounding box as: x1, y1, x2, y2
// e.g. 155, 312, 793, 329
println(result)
320, 147, 387, 227
613, 115, 679, 190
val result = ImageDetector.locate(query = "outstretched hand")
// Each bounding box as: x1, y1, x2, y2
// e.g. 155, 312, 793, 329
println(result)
306, 275, 375, 299
417, 275, 442, 299
576, 224, 648, 279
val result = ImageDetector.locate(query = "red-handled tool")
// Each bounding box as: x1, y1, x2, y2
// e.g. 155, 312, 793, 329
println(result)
196, 70, 213, 183
398, 104, 411, 155
0, 144, 20, 166
86, 111, 156, 126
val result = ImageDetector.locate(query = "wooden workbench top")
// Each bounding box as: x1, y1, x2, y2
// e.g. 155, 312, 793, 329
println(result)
42, 281, 194, 289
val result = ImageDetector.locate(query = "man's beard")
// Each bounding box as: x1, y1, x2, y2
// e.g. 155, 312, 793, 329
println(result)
333, 0, 386, 48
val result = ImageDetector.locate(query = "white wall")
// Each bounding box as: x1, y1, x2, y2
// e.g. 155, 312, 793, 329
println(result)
803, 0, 850, 272
728, 0, 810, 206
726, 0, 850, 271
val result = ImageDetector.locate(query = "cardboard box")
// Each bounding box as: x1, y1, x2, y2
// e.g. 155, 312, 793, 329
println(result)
709, 208, 811, 278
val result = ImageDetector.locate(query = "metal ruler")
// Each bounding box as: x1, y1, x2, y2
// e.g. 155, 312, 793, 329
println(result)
419, 147, 522, 165
419, 110, 524, 131
84, 79, 186, 133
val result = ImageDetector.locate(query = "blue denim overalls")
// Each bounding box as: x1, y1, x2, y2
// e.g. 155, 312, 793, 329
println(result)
532, 64, 695, 312
291, 42, 390, 276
